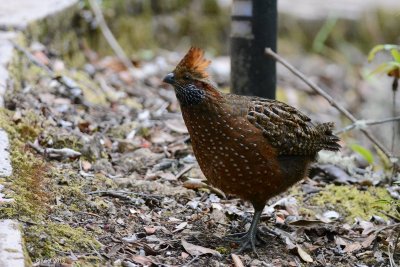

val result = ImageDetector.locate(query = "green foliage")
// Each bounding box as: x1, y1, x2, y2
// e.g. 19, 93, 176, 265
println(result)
350, 143, 374, 164
368, 44, 400, 77
312, 17, 338, 53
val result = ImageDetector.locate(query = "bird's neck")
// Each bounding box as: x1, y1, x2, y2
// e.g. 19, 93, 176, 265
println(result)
176, 81, 223, 107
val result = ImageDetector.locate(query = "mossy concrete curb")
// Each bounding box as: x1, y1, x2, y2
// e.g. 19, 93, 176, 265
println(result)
0, 1, 78, 266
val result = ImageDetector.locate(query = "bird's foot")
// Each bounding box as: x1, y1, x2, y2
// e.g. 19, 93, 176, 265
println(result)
224, 229, 266, 256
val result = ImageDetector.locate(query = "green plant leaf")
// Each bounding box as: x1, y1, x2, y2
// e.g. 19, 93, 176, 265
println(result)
312, 17, 338, 53
369, 61, 400, 77
368, 44, 400, 62
350, 144, 374, 164
375, 146, 392, 169
391, 48, 400, 62
375, 199, 391, 204
368, 45, 386, 62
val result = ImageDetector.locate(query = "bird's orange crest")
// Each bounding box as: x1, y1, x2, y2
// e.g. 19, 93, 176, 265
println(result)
175, 47, 211, 78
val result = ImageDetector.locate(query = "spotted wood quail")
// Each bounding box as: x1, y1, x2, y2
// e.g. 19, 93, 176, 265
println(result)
163, 47, 340, 253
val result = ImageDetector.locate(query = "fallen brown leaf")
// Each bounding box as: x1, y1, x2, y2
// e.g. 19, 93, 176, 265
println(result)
130, 255, 154, 266
343, 242, 362, 253
288, 219, 325, 227
181, 251, 190, 260
297, 244, 313, 263
231, 253, 244, 267
81, 160, 92, 171
361, 234, 376, 248
173, 222, 188, 233
181, 238, 221, 257
144, 226, 157, 234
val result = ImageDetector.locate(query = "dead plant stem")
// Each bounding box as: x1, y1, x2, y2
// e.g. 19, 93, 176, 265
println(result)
88, 0, 136, 73
335, 116, 400, 135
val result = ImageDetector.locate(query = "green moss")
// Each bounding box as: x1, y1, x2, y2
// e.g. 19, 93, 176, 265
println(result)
68, 70, 108, 105
108, 122, 137, 139
215, 246, 229, 254
0, 110, 50, 220
310, 185, 395, 221
25, 222, 101, 261
41, 129, 83, 151
0, 108, 103, 262
202, 0, 220, 15
114, 16, 154, 51
122, 98, 142, 110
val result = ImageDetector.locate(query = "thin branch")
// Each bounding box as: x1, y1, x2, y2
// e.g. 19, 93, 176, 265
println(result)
28, 141, 81, 160
86, 190, 162, 200
335, 116, 400, 135
374, 222, 400, 234
174, 164, 194, 180
88, 0, 137, 73
12, 42, 53, 75
265, 48, 397, 163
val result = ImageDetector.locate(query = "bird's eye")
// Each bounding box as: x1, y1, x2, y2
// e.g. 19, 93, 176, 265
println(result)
183, 74, 190, 80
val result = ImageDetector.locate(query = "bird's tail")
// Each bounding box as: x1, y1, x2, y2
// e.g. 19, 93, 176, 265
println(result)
316, 122, 341, 151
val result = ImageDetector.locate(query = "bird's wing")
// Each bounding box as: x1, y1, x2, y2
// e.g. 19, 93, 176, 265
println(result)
227, 95, 339, 156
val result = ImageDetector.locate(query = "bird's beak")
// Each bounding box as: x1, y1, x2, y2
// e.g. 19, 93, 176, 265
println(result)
163, 73, 175, 85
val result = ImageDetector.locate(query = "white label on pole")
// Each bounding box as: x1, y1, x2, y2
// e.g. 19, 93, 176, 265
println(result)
232, 0, 252, 17
231, 21, 253, 39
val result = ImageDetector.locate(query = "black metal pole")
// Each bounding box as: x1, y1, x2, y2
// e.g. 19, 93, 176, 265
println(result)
230, 0, 277, 99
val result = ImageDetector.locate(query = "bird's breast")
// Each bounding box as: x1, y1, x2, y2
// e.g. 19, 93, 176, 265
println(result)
181, 105, 284, 205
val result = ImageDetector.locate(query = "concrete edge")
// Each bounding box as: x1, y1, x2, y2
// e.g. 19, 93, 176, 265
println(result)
0, 220, 26, 267
0, 1, 79, 266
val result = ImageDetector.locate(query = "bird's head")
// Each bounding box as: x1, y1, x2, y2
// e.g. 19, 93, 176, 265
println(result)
163, 47, 219, 106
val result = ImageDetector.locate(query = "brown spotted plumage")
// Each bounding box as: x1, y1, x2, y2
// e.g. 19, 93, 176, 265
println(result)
163, 47, 340, 253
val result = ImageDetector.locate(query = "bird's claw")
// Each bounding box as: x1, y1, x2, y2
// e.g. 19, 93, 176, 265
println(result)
224, 230, 266, 256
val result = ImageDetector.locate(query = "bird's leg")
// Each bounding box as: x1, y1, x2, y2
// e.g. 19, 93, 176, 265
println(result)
224, 207, 263, 254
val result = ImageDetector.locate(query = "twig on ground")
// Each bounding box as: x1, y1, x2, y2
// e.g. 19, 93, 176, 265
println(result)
388, 244, 396, 267
393, 231, 400, 264
28, 141, 81, 160
175, 164, 194, 180
89, 242, 104, 260
182, 255, 200, 267
374, 222, 400, 236
335, 116, 400, 135
86, 190, 162, 200
87, 190, 133, 202
88, 0, 137, 74
12, 42, 53, 75
378, 210, 400, 223
265, 48, 397, 164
